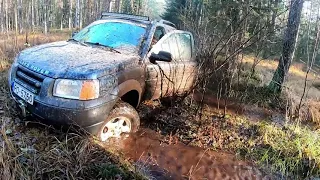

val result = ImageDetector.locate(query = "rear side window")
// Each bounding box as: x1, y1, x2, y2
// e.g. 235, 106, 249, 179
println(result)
154, 27, 165, 41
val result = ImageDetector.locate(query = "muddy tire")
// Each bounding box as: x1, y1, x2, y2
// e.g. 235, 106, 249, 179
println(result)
97, 101, 140, 141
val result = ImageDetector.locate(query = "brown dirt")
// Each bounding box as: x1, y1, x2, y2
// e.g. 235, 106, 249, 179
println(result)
107, 128, 270, 180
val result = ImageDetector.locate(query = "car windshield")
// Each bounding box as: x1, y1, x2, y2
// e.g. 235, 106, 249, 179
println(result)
73, 21, 146, 54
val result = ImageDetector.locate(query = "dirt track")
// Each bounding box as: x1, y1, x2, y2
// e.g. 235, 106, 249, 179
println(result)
107, 128, 270, 180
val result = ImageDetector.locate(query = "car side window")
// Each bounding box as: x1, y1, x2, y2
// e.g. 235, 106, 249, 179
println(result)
151, 26, 165, 46
151, 32, 193, 61
175, 33, 192, 61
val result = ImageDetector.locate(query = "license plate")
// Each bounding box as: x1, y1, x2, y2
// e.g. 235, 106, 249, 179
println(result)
12, 82, 34, 105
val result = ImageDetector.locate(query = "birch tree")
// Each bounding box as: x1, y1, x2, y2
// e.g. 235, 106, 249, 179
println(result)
0, 0, 3, 33
76, 0, 80, 29
44, 0, 48, 34
69, 0, 72, 30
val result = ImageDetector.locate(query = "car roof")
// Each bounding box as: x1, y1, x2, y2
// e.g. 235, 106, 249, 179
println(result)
101, 12, 151, 25
92, 19, 149, 28
100, 12, 177, 29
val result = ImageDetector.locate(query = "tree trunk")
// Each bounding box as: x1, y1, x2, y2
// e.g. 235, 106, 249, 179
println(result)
0, 0, 2, 33
44, 0, 48, 35
18, 0, 22, 33
27, 0, 31, 33
270, 0, 280, 33
15, 0, 18, 35
80, 0, 83, 29
31, 0, 35, 32
115, 0, 120, 13
76, 0, 80, 29
268, 0, 304, 93
107, 0, 112, 12
5, 0, 8, 33
35, 0, 39, 27
69, 0, 72, 30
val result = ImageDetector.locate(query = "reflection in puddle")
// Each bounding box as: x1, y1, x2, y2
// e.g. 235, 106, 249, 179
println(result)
106, 128, 269, 180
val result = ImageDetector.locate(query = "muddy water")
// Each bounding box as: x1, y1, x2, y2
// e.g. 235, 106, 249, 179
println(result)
107, 128, 269, 180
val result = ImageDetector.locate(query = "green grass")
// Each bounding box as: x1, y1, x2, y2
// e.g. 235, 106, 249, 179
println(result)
212, 113, 320, 179
144, 94, 320, 179
257, 122, 320, 177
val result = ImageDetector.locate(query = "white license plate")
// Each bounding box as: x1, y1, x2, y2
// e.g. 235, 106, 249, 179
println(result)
12, 82, 34, 105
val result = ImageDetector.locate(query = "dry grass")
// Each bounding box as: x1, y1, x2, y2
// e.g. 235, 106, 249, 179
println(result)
0, 118, 143, 179
305, 101, 320, 127
0, 31, 70, 73
0, 31, 70, 62
242, 56, 320, 101
240, 56, 320, 128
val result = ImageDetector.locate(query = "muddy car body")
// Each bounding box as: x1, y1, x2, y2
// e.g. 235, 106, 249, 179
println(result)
8, 13, 198, 141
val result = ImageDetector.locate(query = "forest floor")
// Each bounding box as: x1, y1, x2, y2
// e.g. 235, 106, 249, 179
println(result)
120, 57, 320, 179
0, 31, 320, 179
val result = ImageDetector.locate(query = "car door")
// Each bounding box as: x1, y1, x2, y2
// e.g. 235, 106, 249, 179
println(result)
171, 31, 197, 95
145, 30, 197, 100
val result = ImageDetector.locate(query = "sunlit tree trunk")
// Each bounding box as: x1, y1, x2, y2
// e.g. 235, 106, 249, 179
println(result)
268, 0, 304, 93
44, 0, 48, 35
14, 0, 18, 35
31, 0, 35, 32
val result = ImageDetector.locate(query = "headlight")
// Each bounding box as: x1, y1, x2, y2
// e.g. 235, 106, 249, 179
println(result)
53, 79, 99, 100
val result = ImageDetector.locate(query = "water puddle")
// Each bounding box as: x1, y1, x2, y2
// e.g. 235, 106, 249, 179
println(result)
106, 128, 269, 180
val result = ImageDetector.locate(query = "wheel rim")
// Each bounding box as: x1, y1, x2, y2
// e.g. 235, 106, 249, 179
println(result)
100, 116, 132, 141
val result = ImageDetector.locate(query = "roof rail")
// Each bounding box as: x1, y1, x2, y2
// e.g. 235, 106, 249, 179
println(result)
101, 12, 150, 21
158, 19, 176, 28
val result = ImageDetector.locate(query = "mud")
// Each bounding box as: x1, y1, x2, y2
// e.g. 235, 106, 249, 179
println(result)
104, 93, 283, 179
107, 128, 270, 180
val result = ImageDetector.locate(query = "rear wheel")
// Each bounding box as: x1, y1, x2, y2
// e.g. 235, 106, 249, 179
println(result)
97, 101, 140, 142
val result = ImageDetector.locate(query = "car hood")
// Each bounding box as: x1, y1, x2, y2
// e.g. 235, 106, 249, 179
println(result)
17, 41, 140, 79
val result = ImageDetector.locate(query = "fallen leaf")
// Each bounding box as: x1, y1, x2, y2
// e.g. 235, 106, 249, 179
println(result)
5, 129, 12, 135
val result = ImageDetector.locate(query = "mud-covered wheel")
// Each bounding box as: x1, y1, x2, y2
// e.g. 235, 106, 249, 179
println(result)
97, 101, 140, 142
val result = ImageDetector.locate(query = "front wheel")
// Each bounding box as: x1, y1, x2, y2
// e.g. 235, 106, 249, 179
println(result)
97, 101, 140, 142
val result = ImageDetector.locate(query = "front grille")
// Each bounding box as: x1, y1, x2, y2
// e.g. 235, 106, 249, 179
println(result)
15, 65, 46, 94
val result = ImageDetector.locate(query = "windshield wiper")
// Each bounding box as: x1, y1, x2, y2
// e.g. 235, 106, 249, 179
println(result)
67, 38, 88, 47
83, 41, 121, 54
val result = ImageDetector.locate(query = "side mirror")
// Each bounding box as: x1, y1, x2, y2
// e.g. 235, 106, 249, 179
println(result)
72, 31, 78, 37
149, 51, 172, 63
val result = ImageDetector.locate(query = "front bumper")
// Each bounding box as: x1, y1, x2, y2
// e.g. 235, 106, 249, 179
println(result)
13, 95, 116, 135
8, 63, 118, 135
10, 86, 117, 135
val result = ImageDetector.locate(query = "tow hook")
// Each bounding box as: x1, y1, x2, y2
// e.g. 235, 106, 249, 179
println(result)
18, 100, 27, 118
